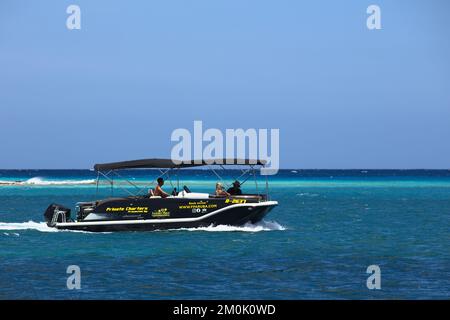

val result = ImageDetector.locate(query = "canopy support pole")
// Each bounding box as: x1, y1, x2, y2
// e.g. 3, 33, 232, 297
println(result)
252, 166, 259, 195
111, 173, 114, 197
97, 170, 136, 197
208, 165, 226, 187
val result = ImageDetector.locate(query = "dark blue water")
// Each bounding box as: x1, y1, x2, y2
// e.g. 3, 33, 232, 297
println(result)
0, 170, 449, 299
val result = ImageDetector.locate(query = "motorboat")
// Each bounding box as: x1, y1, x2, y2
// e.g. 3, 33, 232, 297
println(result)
43, 158, 278, 232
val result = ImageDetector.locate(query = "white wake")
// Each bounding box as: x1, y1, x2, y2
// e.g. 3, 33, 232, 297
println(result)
0, 220, 286, 234
176, 220, 286, 232
0, 221, 58, 232
0, 221, 96, 233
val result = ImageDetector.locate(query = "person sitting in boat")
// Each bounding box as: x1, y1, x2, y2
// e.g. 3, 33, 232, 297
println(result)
153, 177, 170, 198
227, 180, 242, 195
215, 182, 230, 197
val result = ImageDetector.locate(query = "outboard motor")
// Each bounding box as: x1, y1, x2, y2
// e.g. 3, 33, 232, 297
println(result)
44, 203, 71, 227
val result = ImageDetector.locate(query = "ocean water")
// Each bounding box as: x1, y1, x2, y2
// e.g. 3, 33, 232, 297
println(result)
0, 169, 449, 299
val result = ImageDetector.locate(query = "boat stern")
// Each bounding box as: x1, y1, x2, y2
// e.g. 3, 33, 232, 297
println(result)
44, 203, 72, 227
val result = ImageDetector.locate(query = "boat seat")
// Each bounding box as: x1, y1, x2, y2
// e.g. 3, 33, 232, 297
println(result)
176, 191, 209, 199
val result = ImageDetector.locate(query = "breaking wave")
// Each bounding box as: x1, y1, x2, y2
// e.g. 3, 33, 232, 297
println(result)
0, 177, 96, 186
176, 220, 286, 232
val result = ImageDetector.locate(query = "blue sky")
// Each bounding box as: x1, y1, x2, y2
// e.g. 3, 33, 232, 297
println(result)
0, 0, 449, 169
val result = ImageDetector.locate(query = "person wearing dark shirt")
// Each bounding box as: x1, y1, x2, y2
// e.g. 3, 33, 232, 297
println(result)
227, 180, 242, 195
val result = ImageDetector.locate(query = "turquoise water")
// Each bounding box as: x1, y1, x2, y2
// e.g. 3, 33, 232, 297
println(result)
0, 170, 449, 299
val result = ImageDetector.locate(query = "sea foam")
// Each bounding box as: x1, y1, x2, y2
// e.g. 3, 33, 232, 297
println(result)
0, 221, 58, 232
0, 221, 98, 233
175, 220, 286, 232
0, 220, 286, 234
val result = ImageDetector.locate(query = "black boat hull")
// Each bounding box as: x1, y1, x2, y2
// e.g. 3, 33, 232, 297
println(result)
50, 201, 277, 232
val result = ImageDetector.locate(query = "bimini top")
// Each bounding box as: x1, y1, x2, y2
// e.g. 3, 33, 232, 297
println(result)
94, 158, 267, 171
